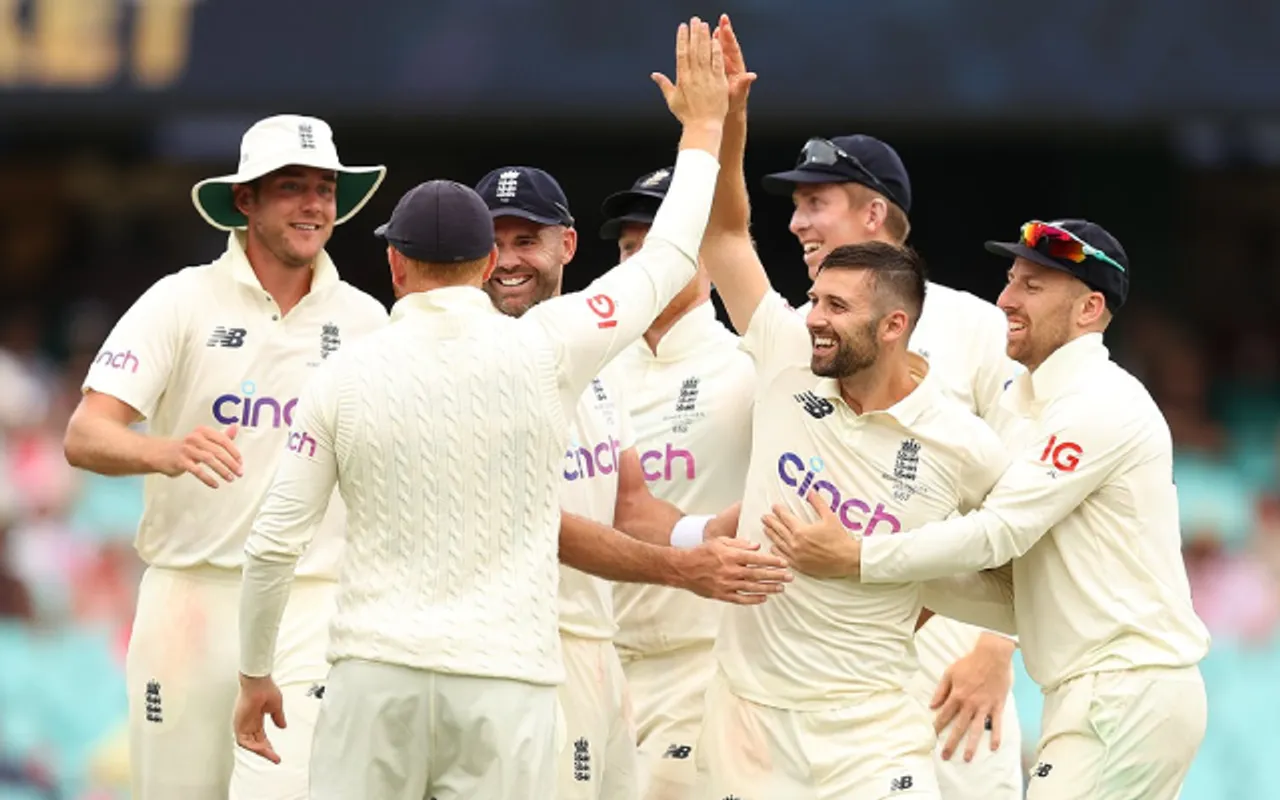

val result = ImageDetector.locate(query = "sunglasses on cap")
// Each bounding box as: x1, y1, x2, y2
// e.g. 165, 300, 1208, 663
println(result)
796, 138, 897, 202
1020, 221, 1127, 273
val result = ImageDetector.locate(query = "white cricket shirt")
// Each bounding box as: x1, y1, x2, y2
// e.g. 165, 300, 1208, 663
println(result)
239, 148, 721, 684
611, 302, 756, 656
716, 291, 1010, 710
81, 232, 387, 577
861, 333, 1213, 691
558, 360, 635, 641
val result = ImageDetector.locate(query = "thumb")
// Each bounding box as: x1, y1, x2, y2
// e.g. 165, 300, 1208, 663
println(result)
716, 537, 759, 551
225, 423, 240, 440
271, 703, 287, 730
805, 490, 835, 519
651, 72, 675, 98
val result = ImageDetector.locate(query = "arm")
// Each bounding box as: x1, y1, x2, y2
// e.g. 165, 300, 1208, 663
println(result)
238, 372, 341, 679
559, 511, 791, 605
611, 447, 739, 546
862, 396, 1133, 583
700, 17, 770, 335
921, 564, 1017, 636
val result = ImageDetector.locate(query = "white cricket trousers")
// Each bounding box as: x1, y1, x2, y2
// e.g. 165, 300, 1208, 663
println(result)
126, 565, 334, 800
1026, 665, 1207, 800
309, 659, 561, 800
557, 633, 639, 800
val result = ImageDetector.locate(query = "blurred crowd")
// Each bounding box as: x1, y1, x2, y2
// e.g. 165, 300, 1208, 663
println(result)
1, 300, 1277, 798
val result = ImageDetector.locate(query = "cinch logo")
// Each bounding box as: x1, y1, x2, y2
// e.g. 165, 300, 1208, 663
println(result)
564, 437, 622, 481
212, 381, 298, 429
287, 431, 317, 458
93, 348, 139, 373
640, 443, 696, 481
777, 452, 901, 535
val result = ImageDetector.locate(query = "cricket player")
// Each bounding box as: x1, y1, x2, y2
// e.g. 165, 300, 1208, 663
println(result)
599, 166, 756, 800
772, 219, 1212, 800
62, 114, 389, 800
232, 20, 787, 799
474, 160, 753, 800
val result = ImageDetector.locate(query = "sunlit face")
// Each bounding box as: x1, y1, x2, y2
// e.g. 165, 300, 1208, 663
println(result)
486, 217, 574, 317
805, 268, 883, 378
997, 258, 1093, 370
617, 222, 649, 263
236, 166, 337, 268
790, 183, 872, 281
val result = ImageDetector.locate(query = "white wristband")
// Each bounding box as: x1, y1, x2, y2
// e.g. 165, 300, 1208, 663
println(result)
670, 514, 713, 549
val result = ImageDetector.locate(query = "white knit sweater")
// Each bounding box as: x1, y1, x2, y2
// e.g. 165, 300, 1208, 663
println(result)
239, 148, 721, 686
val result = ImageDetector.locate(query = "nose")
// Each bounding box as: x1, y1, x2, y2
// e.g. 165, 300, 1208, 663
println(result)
996, 284, 1018, 315
494, 242, 522, 270
789, 208, 807, 237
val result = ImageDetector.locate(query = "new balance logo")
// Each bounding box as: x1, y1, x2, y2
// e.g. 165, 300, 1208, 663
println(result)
889, 774, 914, 792
663, 744, 692, 759
306, 684, 325, 699
573, 737, 591, 782
794, 390, 835, 419
145, 680, 162, 723
1032, 762, 1054, 779
207, 326, 247, 348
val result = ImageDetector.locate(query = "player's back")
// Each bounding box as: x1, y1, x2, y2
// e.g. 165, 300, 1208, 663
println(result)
321, 289, 569, 686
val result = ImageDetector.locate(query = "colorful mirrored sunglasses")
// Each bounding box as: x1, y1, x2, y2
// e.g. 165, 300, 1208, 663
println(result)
1020, 221, 1126, 273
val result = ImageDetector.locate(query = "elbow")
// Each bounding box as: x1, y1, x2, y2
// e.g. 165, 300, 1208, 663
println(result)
63, 419, 87, 469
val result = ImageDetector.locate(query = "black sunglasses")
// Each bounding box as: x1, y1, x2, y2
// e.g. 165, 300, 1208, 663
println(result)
797, 138, 897, 205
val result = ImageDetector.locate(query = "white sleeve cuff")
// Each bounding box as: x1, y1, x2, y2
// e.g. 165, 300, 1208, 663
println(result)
670, 514, 713, 549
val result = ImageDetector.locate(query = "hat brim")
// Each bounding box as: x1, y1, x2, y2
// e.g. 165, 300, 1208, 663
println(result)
599, 211, 657, 240
600, 188, 665, 220
489, 207, 568, 227
983, 240, 1080, 276
761, 167, 850, 196
192, 164, 387, 232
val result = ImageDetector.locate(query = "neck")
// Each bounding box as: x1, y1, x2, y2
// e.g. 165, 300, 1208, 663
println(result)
837, 348, 917, 415
643, 279, 712, 354
243, 233, 315, 316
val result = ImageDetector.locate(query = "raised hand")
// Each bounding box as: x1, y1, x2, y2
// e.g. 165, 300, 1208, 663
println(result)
651, 16, 730, 128
714, 14, 757, 114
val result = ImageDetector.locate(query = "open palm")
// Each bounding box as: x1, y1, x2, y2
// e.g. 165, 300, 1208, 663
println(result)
716, 14, 757, 114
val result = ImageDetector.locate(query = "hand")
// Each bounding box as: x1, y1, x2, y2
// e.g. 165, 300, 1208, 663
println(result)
931, 633, 1015, 762
233, 674, 286, 764
713, 14, 757, 114
674, 537, 792, 604
761, 491, 861, 578
154, 424, 242, 489
651, 17, 729, 128
704, 502, 741, 541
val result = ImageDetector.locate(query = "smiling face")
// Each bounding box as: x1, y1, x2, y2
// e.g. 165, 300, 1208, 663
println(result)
997, 257, 1107, 370
805, 268, 886, 378
234, 166, 337, 268
789, 183, 874, 281
486, 216, 577, 317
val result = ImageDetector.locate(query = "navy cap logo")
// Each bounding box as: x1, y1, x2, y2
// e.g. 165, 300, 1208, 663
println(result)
495, 170, 520, 202
640, 169, 670, 188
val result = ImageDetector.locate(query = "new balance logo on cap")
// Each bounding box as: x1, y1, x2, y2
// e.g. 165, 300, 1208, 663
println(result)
207, 326, 247, 348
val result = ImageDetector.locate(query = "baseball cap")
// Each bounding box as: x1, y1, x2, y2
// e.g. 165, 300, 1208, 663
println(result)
373, 180, 495, 263
475, 166, 575, 227
599, 166, 673, 239
762, 135, 912, 214
984, 219, 1130, 310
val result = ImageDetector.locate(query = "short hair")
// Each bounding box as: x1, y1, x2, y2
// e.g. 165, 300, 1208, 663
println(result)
397, 247, 490, 282
846, 183, 911, 244
817, 242, 928, 329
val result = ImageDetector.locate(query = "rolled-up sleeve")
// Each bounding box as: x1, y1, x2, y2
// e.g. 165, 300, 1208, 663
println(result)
239, 366, 341, 677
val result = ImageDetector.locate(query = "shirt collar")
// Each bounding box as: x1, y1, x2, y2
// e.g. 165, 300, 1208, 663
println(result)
389, 285, 498, 322
632, 301, 722, 361
812, 352, 936, 427
1005, 332, 1108, 412
218, 231, 341, 293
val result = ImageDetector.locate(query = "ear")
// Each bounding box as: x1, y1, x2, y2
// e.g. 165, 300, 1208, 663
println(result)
863, 196, 888, 234
387, 245, 407, 290
1077, 291, 1109, 328
232, 184, 254, 217
481, 245, 499, 282
880, 308, 911, 344
561, 226, 579, 264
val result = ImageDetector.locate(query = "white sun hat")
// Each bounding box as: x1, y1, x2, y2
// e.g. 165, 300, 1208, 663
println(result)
191, 114, 386, 231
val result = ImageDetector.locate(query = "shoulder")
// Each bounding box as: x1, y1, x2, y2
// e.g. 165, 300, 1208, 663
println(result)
329, 283, 390, 327
927, 395, 1007, 460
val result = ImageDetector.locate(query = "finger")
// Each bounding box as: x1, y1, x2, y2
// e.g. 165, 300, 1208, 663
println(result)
211, 427, 244, 470
733, 579, 787, 595
183, 459, 220, 489
933, 693, 960, 735
719, 16, 743, 70
709, 32, 725, 80
202, 438, 243, 479
722, 591, 768, 606
271, 705, 287, 731
930, 672, 953, 710
989, 703, 1003, 751
225, 422, 240, 440
674, 22, 689, 88
194, 446, 237, 483
805, 490, 836, 519
237, 731, 281, 765
714, 537, 760, 551
762, 513, 796, 548
772, 504, 808, 534
760, 524, 795, 562
733, 548, 791, 571
693, 17, 711, 72
963, 708, 989, 762
736, 564, 793, 583
942, 705, 975, 760
650, 72, 675, 100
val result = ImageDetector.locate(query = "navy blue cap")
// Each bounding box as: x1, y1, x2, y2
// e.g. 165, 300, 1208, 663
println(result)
762, 135, 912, 214
985, 219, 1130, 310
599, 166, 672, 239
475, 166, 574, 227
373, 180, 495, 263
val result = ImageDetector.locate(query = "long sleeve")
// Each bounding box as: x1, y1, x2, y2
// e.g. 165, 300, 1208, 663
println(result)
527, 148, 720, 399
922, 564, 1017, 636
862, 392, 1135, 583
239, 365, 341, 676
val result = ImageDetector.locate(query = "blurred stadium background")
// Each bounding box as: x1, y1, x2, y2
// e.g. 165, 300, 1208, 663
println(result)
1, 1, 1277, 797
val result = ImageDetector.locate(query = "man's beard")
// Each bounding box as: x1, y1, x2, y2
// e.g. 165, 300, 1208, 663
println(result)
812, 322, 879, 379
